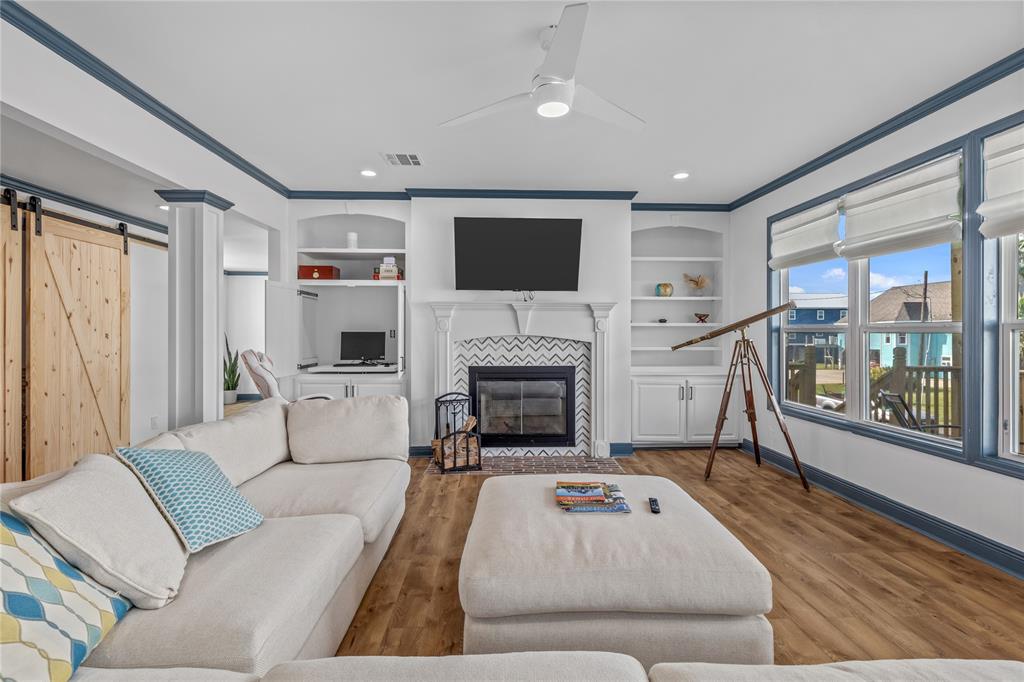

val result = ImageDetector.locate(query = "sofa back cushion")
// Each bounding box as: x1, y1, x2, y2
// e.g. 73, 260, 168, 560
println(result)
287, 396, 409, 464
173, 397, 289, 485
9, 454, 187, 609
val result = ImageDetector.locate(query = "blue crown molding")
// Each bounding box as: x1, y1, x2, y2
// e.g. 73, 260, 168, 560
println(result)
631, 202, 730, 212
740, 440, 1024, 580
0, 174, 167, 234
730, 47, 1024, 210
0, 1, 290, 198
288, 190, 412, 201
155, 189, 234, 211
406, 188, 638, 201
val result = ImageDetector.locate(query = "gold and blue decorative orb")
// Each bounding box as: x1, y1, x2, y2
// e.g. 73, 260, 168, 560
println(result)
654, 282, 674, 297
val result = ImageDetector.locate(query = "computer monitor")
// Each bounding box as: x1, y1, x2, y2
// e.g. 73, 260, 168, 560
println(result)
340, 331, 386, 362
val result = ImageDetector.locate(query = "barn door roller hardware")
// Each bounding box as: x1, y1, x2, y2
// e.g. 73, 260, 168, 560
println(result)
3, 189, 17, 231
28, 196, 42, 236
118, 222, 128, 254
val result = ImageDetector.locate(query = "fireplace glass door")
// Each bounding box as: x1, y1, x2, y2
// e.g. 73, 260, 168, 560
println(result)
469, 366, 575, 447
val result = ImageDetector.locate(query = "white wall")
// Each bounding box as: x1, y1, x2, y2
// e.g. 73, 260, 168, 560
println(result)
407, 197, 632, 447
727, 71, 1024, 551
225, 275, 267, 396
129, 242, 168, 443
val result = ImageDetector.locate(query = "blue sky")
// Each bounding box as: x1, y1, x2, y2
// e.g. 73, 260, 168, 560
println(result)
789, 244, 955, 295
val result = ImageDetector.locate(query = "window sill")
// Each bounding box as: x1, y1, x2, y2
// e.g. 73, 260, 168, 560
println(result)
779, 403, 965, 462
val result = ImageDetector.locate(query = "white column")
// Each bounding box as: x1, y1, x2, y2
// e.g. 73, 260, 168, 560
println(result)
161, 190, 233, 428
431, 304, 456, 398
590, 303, 615, 458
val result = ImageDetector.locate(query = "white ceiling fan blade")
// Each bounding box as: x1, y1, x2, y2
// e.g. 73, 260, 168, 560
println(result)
439, 92, 532, 127
573, 84, 645, 132
537, 3, 588, 81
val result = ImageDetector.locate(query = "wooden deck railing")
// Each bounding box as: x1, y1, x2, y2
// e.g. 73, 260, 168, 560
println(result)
787, 346, 962, 439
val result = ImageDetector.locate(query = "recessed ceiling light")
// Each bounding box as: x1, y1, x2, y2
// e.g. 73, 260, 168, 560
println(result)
672, 172, 690, 180
536, 101, 570, 118
158, 205, 169, 211
360, 169, 377, 177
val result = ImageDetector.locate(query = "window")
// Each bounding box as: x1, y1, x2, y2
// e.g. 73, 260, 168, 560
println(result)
780, 258, 848, 414
772, 151, 964, 443
788, 309, 797, 321
1000, 235, 1024, 460
980, 123, 1024, 462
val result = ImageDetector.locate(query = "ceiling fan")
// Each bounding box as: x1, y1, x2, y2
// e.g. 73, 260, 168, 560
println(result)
440, 2, 645, 132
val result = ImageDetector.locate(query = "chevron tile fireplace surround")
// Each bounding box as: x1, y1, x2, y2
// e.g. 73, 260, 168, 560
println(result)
431, 302, 616, 458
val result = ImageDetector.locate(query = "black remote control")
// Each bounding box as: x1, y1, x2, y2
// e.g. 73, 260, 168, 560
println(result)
649, 497, 661, 514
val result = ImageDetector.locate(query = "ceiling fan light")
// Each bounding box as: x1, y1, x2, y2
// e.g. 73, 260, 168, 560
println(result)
537, 101, 570, 118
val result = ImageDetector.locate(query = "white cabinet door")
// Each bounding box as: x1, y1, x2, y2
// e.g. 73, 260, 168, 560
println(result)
297, 380, 350, 400
685, 377, 740, 443
265, 281, 300, 374
631, 379, 685, 442
352, 382, 403, 397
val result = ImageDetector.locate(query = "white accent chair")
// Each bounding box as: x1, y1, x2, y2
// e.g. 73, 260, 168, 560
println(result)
241, 350, 332, 401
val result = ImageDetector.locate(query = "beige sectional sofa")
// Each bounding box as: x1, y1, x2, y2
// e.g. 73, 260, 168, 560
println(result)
73, 654, 1024, 681
1, 396, 411, 677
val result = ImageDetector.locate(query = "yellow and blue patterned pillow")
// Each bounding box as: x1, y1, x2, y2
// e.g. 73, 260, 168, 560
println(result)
1, 509, 131, 682
115, 448, 263, 553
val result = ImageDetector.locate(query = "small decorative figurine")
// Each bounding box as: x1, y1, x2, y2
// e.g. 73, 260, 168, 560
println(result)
654, 282, 674, 297
684, 273, 711, 295
657, 318, 668, 324
694, 313, 711, 324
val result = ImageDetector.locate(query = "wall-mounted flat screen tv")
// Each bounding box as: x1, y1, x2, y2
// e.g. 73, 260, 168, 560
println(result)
454, 217, 582, 291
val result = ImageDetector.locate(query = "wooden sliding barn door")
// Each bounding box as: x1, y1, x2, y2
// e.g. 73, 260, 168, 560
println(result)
26, 211, 130, 477
1, 195, 24, 482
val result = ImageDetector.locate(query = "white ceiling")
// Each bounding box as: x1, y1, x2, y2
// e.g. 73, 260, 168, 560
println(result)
1, 115, 269, 270
17, 1, 1024, 202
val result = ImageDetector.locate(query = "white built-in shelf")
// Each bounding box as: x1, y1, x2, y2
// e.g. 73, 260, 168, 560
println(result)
632, 296, 723, 302
631, 322, 721, 327
296, 279, 403, 287
631, 256, 722, 263
298, 248, 406, 261
632, 346, 718, 352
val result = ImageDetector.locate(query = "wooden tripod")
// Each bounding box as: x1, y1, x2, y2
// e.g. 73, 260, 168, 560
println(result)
704, 327, 810, 492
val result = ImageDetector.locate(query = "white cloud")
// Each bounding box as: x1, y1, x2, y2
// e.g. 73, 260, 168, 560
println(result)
789, 285, 806, 294
822, 267, 846, 280
869, 272, 916, 291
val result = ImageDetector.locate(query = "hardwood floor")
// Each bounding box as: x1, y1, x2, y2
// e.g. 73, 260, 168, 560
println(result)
337, 449, 1024, 663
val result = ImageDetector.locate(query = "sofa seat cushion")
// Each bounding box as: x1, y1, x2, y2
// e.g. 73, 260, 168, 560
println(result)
239, 460, 410, 544
173, 397, 289, 486
263, 651, 648, 682
86, 515, 364, 675
460, 475, 771, 619
648, 659, 1024, 681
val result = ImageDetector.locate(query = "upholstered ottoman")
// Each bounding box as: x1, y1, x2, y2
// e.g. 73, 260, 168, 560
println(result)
459, 475, 774, 669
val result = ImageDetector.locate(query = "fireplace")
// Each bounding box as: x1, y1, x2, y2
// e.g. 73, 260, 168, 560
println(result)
468, 366, 576, 447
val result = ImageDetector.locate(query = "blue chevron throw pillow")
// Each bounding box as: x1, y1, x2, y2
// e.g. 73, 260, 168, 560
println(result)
115, 448, 262, 553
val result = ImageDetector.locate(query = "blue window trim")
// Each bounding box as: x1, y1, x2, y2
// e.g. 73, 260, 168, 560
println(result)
767, 109, 1024, 481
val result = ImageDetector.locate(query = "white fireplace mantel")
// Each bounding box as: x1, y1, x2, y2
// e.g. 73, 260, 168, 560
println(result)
429, 301, 616, 458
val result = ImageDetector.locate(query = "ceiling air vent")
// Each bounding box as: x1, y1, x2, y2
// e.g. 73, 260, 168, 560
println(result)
381, 153, 422, 167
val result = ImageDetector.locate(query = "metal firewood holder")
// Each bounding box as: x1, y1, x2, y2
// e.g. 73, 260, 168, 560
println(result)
432, 392, 482, 473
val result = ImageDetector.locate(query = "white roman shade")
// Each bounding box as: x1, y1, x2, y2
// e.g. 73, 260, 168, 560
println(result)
836, 152, 962, 260
768, 199, 841, 270
978, 123, 1024, 240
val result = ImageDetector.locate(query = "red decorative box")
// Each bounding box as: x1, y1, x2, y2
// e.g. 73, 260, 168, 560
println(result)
298, 265, 340, 280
